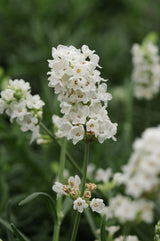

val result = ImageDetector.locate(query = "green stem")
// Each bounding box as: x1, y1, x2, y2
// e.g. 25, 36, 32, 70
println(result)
80, 143, 89, 196
52, 138, 67, 241
70, 143, 90, 241
39, 122, 82, 174
124, 81, 133, 149
39, 122, 108, 200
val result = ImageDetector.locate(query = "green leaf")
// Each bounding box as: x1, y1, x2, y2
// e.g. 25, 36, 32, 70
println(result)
0, 217, 12, 232
85, 209, 99, 239
0, 218, 29, 241
11, 223, 30, 241
19, 192, 57, 223
100, 215, 107, 241
62, 198, 72, 217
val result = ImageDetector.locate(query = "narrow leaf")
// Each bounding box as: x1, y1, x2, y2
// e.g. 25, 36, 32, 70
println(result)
11, 223, 30, 241
19, 192, 57, 223
0, 217, 12, 232
100, 215, 107, 241
62, 198, 72, 217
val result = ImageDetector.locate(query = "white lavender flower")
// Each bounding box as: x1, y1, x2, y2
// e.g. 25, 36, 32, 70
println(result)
52, 182, 67, 199
106, 226, 120, 235
73, 197, 88, 213
48, 45, 117, 145
115, 126, 160, 198
90, 198, 105, 213
131, 38, 160, 99
0, 79, 45, 143
95, 168, 112, 183
114, 235, 140, 241
52, 174, 106, 214
104, 194, 154, 224
68, 175, 81, 190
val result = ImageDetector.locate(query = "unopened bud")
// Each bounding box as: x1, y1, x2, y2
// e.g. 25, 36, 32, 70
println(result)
84, 191, 91, 199
85, 183, 96, 191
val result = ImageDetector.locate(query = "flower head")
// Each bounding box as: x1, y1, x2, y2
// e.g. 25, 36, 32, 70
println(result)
115, 126, 160, 198
131, 38, 160, 99
48, 45, 117, 144
0, 79, 45, 143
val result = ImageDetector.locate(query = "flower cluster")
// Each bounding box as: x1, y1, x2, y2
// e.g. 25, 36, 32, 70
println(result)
0, 79, 45, 143
114, 235, 140, 241
103, 194, 153, 224
114, 126, 160, 198
48, 45, 117, 144
52, 175, 105, 213
131, 41, 160, 99
87, 164, 113, 183
95, 167, 112, 183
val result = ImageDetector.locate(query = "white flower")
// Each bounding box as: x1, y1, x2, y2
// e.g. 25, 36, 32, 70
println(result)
52, 182, 66, 199
0, 99, 7, 113
68, 125, 84, 145
86, 119, 99, 136
115, 235, 140, 241
10, 100, 27, 121
1, 89, 15, 101
17, 114, 38, 132
132, 41, 160, 99
68, 175, 81, 189
9, 79, 30, 93
52, 115, 72, 138
71, 104, 89, 125
60, 102, 72, 115
0, 79, 44, 144
90, 198, 105, 213
107, 194, 154, 224
87, 163, 95, 176
116, 126, 160, 198
106, 226, 120, 235
73, 197, 88, 213
26, 94, 45, 109
95, 168, 112, 183
97, 119, 117, 143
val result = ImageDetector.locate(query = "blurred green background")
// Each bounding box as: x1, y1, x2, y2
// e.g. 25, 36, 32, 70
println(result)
0, 0, 160, 240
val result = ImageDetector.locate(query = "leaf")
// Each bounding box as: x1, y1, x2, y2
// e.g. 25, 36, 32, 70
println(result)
19, 192, 57, 223
100, 215, 107, 241
0, 218, 29, 241
62, 198, 72, 217
11, 223, 30, 241
0, 217, 12, 232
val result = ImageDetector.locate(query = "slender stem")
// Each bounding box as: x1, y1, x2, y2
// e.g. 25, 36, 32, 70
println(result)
70, 143, 90, 241
40, 122, 108, 200
66, 151, 82, 174
40, 122, 82, 174
70, 212, 81, 241
40, 122, 55, 140
52, 138, 67, 241
80, 143, 89, 196
145, 100, 151, 128
124, 82, 133, 148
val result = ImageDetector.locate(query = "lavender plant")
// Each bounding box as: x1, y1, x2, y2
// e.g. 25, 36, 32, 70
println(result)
0, 43, 159, 241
